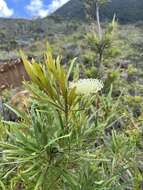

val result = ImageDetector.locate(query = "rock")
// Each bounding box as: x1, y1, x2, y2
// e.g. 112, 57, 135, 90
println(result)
10, 90, 31, 112
105, 119, 123, 135
2, 90, 31, 121
133, 106, 142, 118
127, 74, 137, 82
0, 58, 29, 91
117, 59, 131, 69
0, 97, 4, 116
121, 72, 128, 79
3, 107, 17, 122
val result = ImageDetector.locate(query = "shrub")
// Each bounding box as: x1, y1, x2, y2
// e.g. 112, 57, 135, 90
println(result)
0, 47, 142, 190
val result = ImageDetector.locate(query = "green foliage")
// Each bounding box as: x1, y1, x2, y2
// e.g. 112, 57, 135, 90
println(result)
0, 47, 142, 189
85, 16, 120, 77
85, 66, 98, 78
0, 120, 6, 140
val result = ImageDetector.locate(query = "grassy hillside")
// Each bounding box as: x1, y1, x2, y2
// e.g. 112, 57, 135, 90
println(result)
101, 0, 143, 22
55, 0, 143, 22
0, 0, 143, 60
1, 25, 143, 189
54, 0, 85, 20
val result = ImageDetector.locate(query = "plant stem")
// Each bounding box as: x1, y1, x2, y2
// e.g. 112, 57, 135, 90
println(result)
64, 90, 71, 155
96, 1, 102, 40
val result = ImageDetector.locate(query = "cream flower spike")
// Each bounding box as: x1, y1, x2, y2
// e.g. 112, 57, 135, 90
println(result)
69, 79, 103, 95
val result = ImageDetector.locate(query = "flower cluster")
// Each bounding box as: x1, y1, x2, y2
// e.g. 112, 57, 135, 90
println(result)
69, 79, 103, 95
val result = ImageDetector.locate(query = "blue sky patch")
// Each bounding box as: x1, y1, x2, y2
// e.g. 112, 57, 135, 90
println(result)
0, 0, 70, 18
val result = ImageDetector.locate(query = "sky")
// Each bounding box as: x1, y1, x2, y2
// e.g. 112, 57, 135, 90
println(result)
0, 0, 70, 18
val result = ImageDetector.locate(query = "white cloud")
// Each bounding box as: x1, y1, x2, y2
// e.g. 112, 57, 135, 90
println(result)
0, 0, 14, 17
26, 0, 48, 18
26, 0, 70, 18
